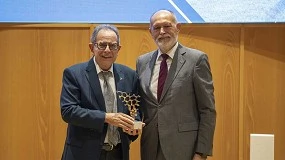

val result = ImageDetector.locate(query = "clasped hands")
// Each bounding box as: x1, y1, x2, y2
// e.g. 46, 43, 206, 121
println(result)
105, 112, 145, 135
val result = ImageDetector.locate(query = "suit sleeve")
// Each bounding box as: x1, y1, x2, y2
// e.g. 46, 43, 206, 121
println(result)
128, 70, 141, 142
193, 54, 216, 156
60, 68, 105, 132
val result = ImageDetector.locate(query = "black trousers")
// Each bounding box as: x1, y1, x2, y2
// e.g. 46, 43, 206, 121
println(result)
100, 144, 122, 160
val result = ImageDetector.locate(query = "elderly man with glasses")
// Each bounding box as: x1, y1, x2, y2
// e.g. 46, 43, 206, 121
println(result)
60, 24, 143, 160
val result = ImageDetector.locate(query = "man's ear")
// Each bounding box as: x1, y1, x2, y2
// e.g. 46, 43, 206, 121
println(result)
88, 43, 93, 52
176, 23, 181, 32
117, 45, 121, 51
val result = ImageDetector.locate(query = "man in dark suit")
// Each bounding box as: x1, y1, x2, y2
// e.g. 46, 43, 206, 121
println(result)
136, 10, 216, 160
60, 24, 141, 160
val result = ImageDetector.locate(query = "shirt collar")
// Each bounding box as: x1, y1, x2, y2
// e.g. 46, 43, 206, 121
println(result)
157, 42, 178, 60
93, 57, 114, 75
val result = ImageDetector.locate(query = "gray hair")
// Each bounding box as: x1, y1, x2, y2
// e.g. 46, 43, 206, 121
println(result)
90, 24, 120, 44
149, 9, 178, 27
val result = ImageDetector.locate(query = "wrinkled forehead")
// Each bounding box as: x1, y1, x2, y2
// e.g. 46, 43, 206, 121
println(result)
150, 11, 176, 26
96, 29, 118, 42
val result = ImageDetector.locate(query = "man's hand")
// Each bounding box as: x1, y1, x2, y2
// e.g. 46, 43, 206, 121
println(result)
122, 122, 145, 135
105, 112, 134, 130
193, 153, 207, 160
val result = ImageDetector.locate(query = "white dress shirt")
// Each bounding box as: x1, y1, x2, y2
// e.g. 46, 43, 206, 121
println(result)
150, 42, 178, 99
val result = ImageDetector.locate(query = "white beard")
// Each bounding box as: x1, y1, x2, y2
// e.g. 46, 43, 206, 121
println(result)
156, 39, 175, 53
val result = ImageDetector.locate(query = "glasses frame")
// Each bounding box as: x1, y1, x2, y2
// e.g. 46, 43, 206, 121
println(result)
94, 42, 120, 51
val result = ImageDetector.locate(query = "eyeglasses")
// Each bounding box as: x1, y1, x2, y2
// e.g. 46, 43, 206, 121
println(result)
94, 42, 119, 51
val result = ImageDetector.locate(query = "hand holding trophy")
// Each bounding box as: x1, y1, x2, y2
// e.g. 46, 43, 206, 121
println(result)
117, 91, 143, 130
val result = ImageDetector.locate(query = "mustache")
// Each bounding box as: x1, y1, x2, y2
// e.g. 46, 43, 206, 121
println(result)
157, 36, 170, 40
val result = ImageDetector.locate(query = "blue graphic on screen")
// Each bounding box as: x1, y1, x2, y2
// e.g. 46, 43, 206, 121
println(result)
0, 0, 284, 23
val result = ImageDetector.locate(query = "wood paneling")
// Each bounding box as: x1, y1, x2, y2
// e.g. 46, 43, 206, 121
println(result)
0, 24, 284, 160
0, 27, 90, 160
117, 25, 157, 69
243, 26, 285, 160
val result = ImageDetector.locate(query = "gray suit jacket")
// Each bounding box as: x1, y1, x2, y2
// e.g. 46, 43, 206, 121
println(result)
136, 44, 216, 160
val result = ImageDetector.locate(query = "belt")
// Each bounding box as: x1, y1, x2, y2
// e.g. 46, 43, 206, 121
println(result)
102, 143, 121, 151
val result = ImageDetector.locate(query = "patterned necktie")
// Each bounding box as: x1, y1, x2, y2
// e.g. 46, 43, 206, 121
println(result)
101, 71, 119, 146
157, 54, 169, 102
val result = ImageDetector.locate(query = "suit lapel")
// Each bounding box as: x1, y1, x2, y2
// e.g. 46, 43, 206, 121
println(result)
160, 44, 186, 101
144, 51, 158, 103
85, 61, 126, 113
85, 58, 106, 111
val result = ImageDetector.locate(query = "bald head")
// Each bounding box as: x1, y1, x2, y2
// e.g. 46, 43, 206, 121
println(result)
150, 10, 178, 27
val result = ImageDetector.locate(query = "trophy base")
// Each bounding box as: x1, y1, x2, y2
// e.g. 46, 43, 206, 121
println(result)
133, 121, 143, 130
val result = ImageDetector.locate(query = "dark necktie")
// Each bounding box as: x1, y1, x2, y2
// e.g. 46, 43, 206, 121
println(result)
157, 54, 169, 102
101, 71, 119, 146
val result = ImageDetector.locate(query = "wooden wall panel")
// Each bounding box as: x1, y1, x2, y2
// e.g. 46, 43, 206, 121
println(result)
117, 25, 157, 70
0, 27, 90, 160
243, 26, 285, 160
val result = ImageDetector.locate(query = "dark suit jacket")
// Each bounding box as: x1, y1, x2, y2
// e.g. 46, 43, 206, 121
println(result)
60, 58, 139, 160
136, 44, 216, 160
